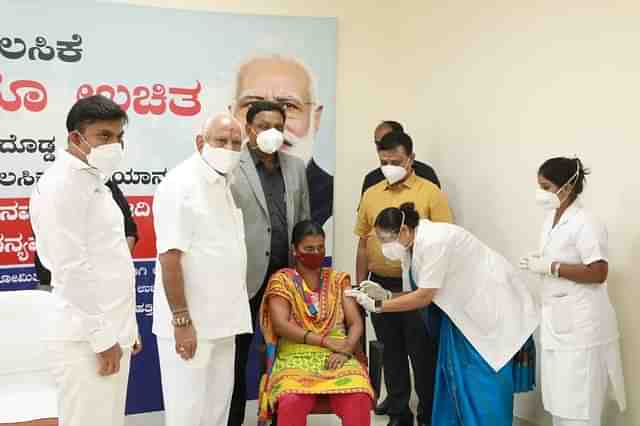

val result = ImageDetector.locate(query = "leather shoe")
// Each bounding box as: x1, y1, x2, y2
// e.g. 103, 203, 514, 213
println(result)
387, 413, 414, 426
375, 397, 390, 415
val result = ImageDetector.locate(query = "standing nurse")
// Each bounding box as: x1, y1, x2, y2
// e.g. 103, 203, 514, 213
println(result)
520, 157, 626, 426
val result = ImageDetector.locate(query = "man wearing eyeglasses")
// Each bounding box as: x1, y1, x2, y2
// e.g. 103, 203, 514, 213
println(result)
230, 54, 332, 228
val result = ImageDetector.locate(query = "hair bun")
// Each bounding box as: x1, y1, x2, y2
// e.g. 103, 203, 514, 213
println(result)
399, 202, 416, 212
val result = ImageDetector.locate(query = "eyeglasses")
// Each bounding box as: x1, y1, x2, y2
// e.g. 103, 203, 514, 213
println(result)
235, 96, 314, 121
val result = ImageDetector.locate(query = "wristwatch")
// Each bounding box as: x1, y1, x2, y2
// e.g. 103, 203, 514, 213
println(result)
374, 299, 383, 313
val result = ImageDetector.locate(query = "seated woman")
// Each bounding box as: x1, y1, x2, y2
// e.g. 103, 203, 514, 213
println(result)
258, 220, 374, 426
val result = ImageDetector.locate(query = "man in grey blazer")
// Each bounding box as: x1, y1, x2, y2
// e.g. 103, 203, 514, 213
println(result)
228, 101, 310, 426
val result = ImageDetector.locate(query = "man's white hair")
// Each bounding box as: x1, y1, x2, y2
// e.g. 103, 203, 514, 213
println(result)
233, 53, 320, 104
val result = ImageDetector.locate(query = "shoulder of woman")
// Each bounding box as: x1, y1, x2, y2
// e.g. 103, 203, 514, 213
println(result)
576, 209, 607, 235
272, 267, 297, 279
326, 269, 351, 288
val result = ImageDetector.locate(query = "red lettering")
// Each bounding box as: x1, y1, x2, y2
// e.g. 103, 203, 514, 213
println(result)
169, 80, 202, 116
74, 80, 202, 117
0, 72, 48, 112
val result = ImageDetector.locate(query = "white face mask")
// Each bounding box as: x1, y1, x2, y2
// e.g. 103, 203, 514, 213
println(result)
381, 240, 407, 261
536, 164, 580, 211
381, 164, 407, 185
256, 128, 284, 154
535, 188, 561, 210
78, 133, 124, 180
380, 211, 410, 261
202, 144, 241, 175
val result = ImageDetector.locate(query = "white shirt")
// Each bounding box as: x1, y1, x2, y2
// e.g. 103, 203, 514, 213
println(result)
410, 219, 539, 372
29, 150, 137, 353
538, 200, 620, 350
152, 153, 252, 340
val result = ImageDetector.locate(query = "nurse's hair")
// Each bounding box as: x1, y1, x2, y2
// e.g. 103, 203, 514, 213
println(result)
375, 202, 420, 233
538, 157, 590, 199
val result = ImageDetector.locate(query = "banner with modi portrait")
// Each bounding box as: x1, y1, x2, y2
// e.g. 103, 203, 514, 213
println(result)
0, 0, 336, 416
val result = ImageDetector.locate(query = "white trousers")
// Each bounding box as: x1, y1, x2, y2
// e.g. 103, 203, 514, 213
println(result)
50, 342, 132, 426
544, 342, 625, 426
158, 336, 235, 426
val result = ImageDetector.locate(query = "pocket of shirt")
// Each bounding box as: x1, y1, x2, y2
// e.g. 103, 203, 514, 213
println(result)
551, 294, 574, 334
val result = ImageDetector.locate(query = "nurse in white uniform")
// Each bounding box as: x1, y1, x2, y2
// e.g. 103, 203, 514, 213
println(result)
348, 202, 539, 426
520, 157, 626, 426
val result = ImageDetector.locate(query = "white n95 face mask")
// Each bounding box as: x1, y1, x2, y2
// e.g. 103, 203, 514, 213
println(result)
536, 165, 580, 210
381, 165, 407, 185
79, 134, 124, 180
381, 241, 407, 261
256, 128, 284, 154
202, 144, 241, 174
535, 188, 561, 211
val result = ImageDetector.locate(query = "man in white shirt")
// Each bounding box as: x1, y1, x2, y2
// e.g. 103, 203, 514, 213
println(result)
29, 95, 140, 426
153, 113, 252, 426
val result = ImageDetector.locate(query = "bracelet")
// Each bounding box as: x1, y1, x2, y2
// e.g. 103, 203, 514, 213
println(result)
172, 308, 189, 316
171, 309, 191, 328
171, 314, 192, 328
303, 330, 311, 344
553, 262, 561, 278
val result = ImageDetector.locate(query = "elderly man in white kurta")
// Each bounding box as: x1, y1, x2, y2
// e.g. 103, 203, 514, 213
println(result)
152, 113, 252, 426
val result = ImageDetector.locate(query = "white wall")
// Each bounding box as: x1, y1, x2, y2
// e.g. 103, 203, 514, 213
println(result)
121, 1, 640, 424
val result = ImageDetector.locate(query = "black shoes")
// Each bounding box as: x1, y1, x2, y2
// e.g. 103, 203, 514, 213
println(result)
387, 413, 414, 426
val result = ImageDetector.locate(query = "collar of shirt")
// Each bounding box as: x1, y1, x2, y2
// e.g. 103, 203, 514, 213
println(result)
192, 152, 227, 186
384, 170, 417, 190
249, 146, 281, 169
59, 149, 103, 182
553, 197, 584, 228
60, 149, 91, 170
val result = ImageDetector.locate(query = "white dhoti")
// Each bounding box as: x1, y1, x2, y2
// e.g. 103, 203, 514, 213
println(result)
49, 342, 132, 426
543, 341, 626, 426
158, 336, 236, 426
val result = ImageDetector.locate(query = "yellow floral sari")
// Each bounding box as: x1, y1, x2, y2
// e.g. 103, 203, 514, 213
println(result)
257, 267, 373, 424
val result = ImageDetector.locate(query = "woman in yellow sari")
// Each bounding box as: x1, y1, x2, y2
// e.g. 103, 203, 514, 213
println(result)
258, 220, 374, 426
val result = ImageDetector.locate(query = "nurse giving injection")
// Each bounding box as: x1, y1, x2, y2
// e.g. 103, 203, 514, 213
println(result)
347, 202, 539, 426
519, 157, 626, 426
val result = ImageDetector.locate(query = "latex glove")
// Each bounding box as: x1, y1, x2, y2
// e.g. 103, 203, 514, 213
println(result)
358, 280, 392, 301
345, 289, 378, 313
519, 253, 553, 275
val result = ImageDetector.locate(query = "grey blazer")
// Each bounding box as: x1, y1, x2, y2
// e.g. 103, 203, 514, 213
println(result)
230, 147, 311, 298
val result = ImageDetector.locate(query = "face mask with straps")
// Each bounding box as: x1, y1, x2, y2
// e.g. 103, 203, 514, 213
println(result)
535, 161, 580, 211
380, 211, 409, 261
